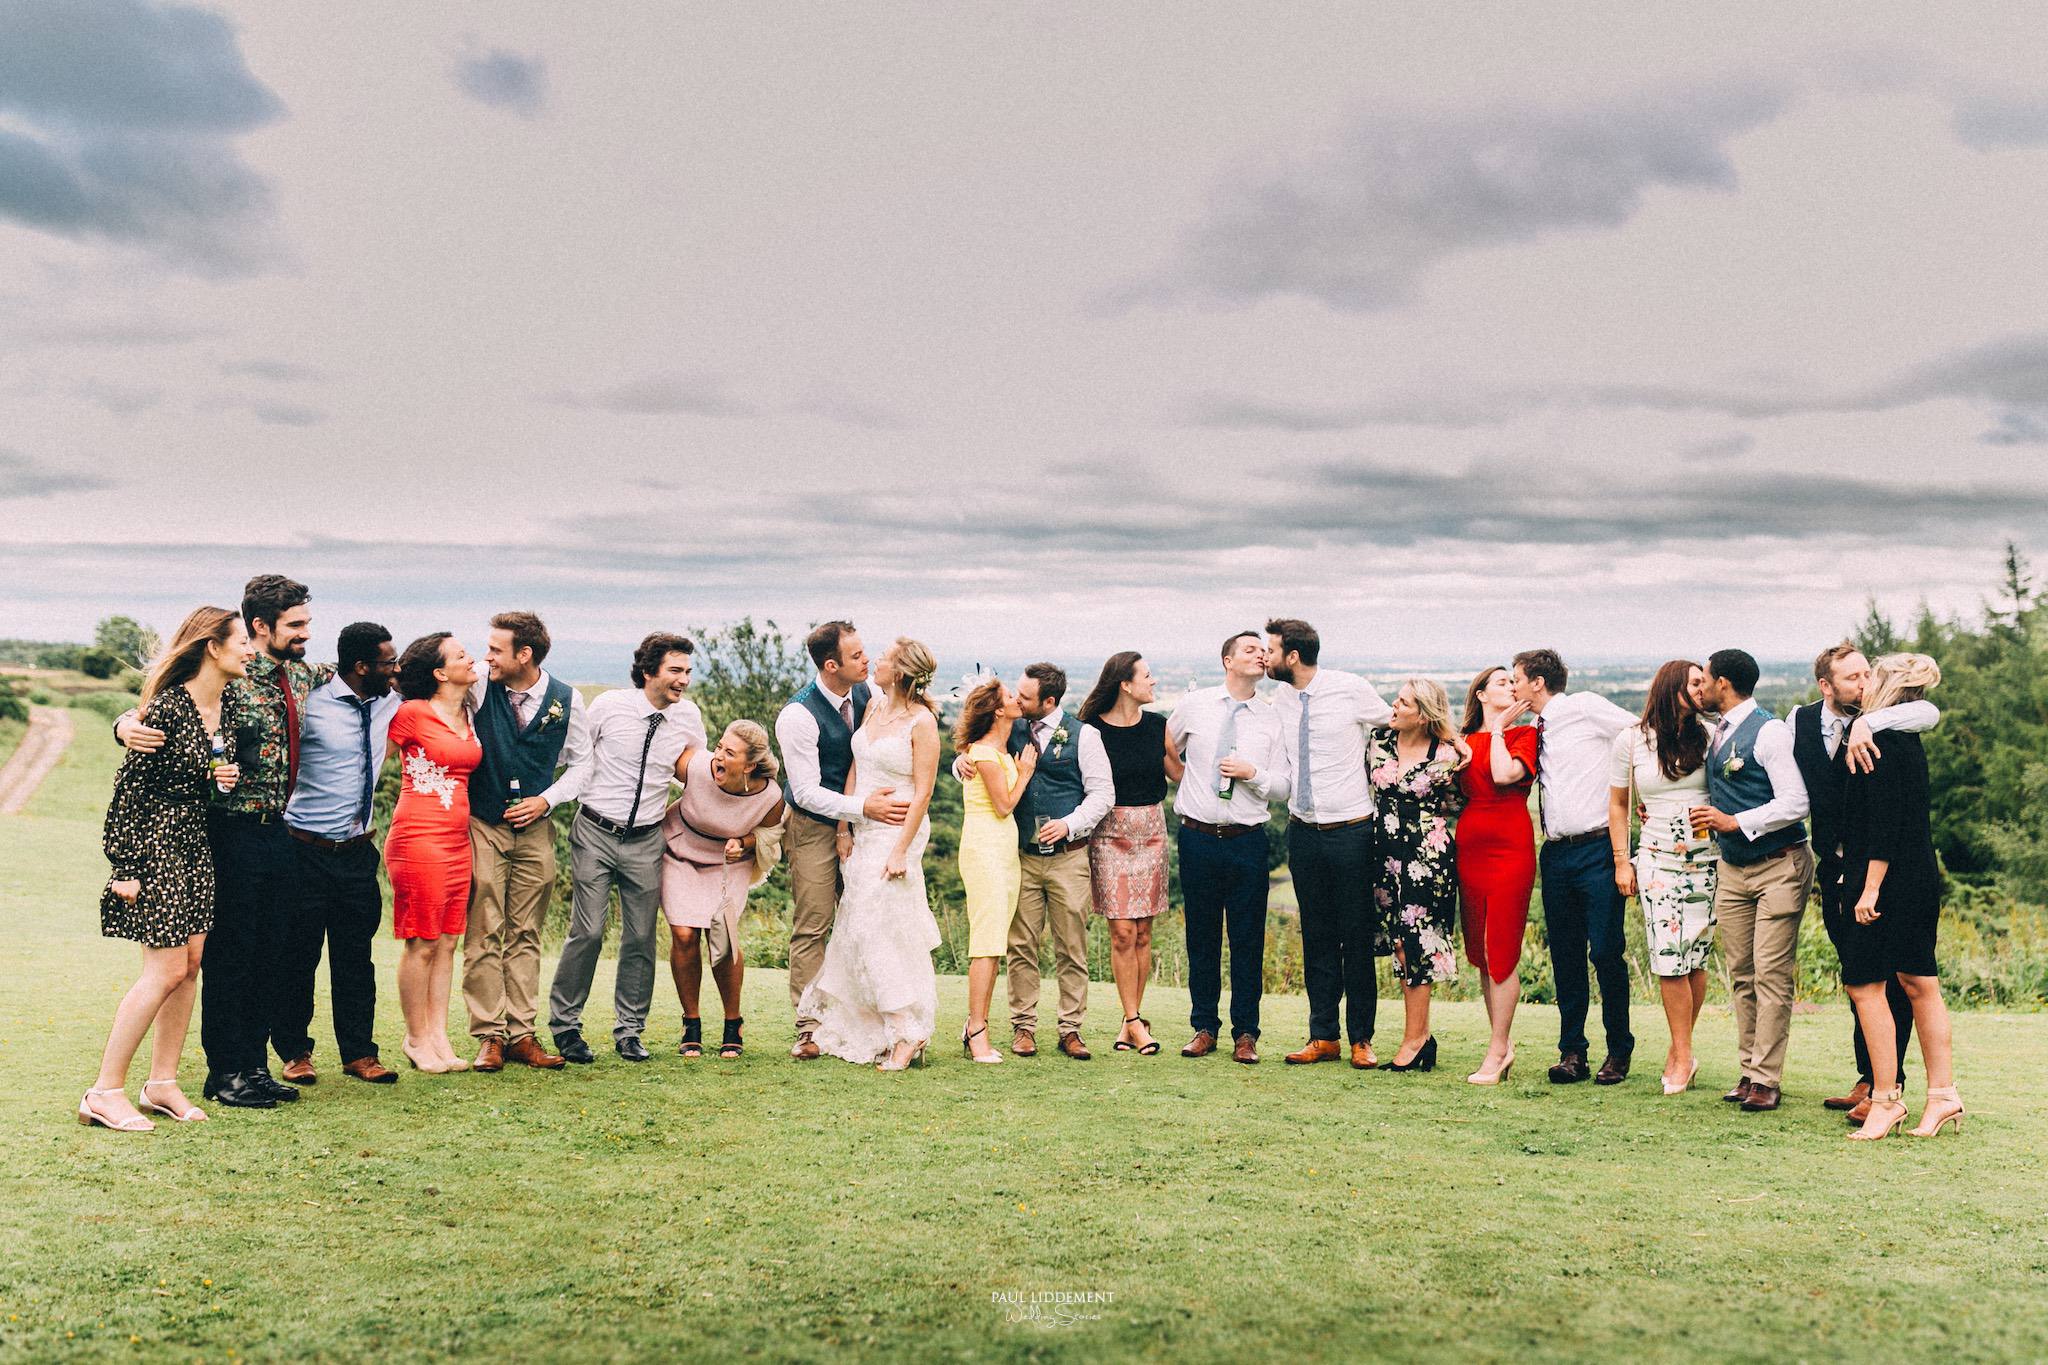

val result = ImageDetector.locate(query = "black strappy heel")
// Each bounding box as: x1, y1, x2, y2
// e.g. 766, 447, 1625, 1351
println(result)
1137, 1015, 1161, 1056
1115, 1015, 1140, 1051
719, 1016, 744, 1059
678, 1017, 703, 1059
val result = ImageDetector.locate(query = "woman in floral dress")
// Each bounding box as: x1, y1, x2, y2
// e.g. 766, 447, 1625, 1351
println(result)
386, 632, 484, 1074
1607, 659, 1717, 1094
1368, 678, 1468, 1072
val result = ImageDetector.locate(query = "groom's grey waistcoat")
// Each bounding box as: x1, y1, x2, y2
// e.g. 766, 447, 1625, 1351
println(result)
1009, 714, 1085, 852
1705, 706, 1806, 867
785, 680, 871, 824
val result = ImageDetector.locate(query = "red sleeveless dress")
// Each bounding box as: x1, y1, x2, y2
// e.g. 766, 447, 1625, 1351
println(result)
385, 700, 482, 940
1455, 726, 1540, 982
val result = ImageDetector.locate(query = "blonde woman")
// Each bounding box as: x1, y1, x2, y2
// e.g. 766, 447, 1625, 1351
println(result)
661, 720, 786, 1060
1841, 654, 1961, 1139
798, 638, 942, 1072
955, 676, 1035, 1063
1366, 679, 1469, 1072
83, 606, 250, 1130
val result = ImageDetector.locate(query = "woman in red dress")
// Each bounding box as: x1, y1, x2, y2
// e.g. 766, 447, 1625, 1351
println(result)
386, 632, 483, 1074
1456, 665, 1539, 1085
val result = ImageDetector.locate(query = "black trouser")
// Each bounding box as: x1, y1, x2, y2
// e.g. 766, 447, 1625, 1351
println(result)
1180, 824, 1269, 1040
1818, 850, 1912, 1084
273, 835, 384, 1067
202, 811, 293, 1079
1540, 835, 1635, 1058
1290, 819, 1377, 1045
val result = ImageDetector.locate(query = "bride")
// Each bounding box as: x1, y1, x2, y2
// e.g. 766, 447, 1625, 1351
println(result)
797, 637, 942, 1071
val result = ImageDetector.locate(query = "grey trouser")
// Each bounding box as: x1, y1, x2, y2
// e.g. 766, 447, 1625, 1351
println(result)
548, 813, 664, 1042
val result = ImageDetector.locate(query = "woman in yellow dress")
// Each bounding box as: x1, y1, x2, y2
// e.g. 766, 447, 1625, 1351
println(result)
955, 676, 1035, 1064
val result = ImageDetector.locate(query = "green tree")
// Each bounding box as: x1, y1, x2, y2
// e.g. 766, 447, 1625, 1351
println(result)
93, 616, 158, 669
686, 617, 812, 747
77, 648, 123, 680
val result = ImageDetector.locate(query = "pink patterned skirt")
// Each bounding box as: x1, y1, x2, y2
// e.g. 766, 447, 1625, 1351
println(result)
1088, 804, 1168, 920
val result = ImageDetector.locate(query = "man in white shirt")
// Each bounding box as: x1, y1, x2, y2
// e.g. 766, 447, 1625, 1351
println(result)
1513, 648, 1639, 1085
775, 621, 911, 1060
1264, 618, 1393, 1070
1688, 647, 1814, 1112
1168, 631, 1292, 1063
545, 633, 706, 1063
1003, 663, 1115, 1059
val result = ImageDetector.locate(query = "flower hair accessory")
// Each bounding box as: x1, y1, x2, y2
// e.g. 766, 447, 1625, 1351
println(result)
950, 665, 1000, 699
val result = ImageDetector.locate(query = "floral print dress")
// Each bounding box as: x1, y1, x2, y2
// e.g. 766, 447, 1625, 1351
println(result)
1369, 727, 1464, 986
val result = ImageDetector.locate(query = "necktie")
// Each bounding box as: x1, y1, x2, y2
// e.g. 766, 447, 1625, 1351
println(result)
509, 689, 530, 728
1033, 721, 1050, 752
1711, 716, 1732, 755
355, 697, 375, 832
838, 696, 854, 730
279, 665, 301, 797
1216, 699, 1245, 800
1295, 691, 1314, 818
626, 711, 664, 829
1533, 714, 1547, 833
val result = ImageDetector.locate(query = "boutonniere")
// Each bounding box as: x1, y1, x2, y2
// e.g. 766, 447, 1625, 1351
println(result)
1050, 724, 1070, 757
542, 698, 566, 729
1721, 753, 1745, 777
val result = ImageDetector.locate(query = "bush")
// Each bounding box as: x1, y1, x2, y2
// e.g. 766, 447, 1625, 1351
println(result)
68, 690, 139, 723
34, 645, 81, 671
77, 648, 123, 680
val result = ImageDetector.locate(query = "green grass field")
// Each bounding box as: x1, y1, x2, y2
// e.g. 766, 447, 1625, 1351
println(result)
4, 730, 2046, 1363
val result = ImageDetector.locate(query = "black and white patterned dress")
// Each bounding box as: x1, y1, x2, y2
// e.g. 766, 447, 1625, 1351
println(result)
100, 685, 227, 947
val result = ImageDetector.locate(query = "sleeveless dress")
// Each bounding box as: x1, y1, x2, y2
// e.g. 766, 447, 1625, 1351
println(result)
796, 726, 938, 1062
1454, 726, 1539, 982
957, 741, 1022, 957
1610, 723, 1718, 977
385, 699, 483, 940
1086, 711, 1169, 920
660, 749, 785, 934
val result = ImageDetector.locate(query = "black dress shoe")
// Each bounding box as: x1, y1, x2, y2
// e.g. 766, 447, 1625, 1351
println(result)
553, 1029, 595, 1064
1548, 1051, 1591, 1084
205, 1072, 279, 1109
1594, 1051, 1632, 1085
254, 1070, 300, 1102
614, 1034, 650, 1062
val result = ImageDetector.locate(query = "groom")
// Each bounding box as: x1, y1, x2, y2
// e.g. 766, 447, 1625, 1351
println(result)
776, 621, 910, 1059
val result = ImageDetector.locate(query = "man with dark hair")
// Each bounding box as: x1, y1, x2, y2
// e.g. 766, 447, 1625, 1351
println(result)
547, 633, 704, 1062
117, 572, 321, 1108
1003, 661, 1112, 1059
1169, 631, 1291, 1062
1693, 648, 1812, 1113
273, 622, 402, 1086
1511, 647, 1637, 1085
1790, 644, 1939, 1119
1263, 618, 1393, 1070
776, 621, 911, 1058
459, 610, 587, 1069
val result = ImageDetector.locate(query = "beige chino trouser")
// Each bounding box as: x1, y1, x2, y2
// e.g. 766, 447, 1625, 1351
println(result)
1006, 845, 1092, 1036
463, 816, 556, 1042
786, 813, 844, 1033
1715, 843, 1814, 1091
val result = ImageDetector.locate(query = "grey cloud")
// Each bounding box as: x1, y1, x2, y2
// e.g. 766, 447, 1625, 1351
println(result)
1675, 432, 1755, 459
1119, 76, 1792, 312
1982, 411, 2048, 446
221, 359, 327, 382
1951, 91, 2048, 150
248, 401, 326, 427
453, 47, 548, 118
1184, 391, 1524, 432
786, 383, 910, 430
76, 378, 163, 415
550, 372, 759, 418
0, 448, 113, 499
0, 0, 284, 272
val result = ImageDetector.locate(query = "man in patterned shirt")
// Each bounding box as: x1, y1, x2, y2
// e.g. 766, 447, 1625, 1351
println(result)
119, 574, 324, 1109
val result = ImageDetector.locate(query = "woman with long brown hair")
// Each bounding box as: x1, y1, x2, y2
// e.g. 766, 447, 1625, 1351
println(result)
1606, 659, 1717, 1093
1455, 665, 1538, 1084
81, 607, 252, 1130
952, 674, 1034, 1062
1078, 652, 1182, 1056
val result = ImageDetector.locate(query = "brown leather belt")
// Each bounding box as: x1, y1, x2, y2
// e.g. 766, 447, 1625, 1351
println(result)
1289, 815, 1372, 832
1179, 817, 1262, 840
1547, 828, 1607, 848
579, 807, 660, 839
1022, 838, 1088, 856
288, 826, 373, 852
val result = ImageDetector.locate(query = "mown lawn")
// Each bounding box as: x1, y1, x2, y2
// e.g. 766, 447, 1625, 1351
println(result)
3, 730, 2045, 1363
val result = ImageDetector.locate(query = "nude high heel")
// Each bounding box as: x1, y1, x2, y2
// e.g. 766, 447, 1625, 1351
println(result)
1466, 1047, 1514, 1086
139, 1077, 207, 1123
1911, 1085, 1965, 1137
78, 1087, 154, 1132
1662, 1059, 1699, 1095
961, 1024, 1003, 1065
1847, 1086, 1907, 1140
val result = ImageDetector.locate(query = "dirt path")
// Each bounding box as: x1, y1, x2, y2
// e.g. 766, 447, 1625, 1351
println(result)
0, 706, 75, 815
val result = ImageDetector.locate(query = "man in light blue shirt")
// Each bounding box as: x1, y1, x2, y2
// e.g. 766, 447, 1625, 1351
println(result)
274, 622, 403, 1086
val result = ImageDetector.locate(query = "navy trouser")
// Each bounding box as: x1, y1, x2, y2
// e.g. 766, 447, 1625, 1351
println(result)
1289, 820, 1377, 1045
273, 836, 384, 1067
202, 812, 293, 1078
1180, 825, 1269, 1040
1539, 835, 1634, 1058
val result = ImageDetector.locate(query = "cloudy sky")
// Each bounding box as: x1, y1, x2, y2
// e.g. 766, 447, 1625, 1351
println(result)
4, 1, 2047, 679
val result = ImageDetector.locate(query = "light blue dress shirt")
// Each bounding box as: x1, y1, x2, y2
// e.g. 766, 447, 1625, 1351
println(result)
285, 676, 403, 839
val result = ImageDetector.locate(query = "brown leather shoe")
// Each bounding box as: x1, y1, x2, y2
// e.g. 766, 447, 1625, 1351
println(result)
790, 1032, 820, 1061
1284, 1038, 1341, 1065
1350, 1041, 1377, 1069
1011, 1029, 1038, 1057
1594, 1052, 1632, 1085
505, 1035, 565, 1069
1232, 1033, 1259, 1064
1181, 1030, 1217, 1057
472, 1038, 505, 1072
1722, 1076, 1754, 1103
1741, 1082, 1782, 1112
280, 1053, 317, 1085
1548, 1052, 1591, 1084
1846, 1095, 1873, 1123
1824, 1079, 1871, 1112
1058, 1032, 1092, 1061
341, 1056, 397, 1084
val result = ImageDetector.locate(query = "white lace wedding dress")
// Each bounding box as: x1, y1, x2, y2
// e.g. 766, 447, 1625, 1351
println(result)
796, 725, 938, 1064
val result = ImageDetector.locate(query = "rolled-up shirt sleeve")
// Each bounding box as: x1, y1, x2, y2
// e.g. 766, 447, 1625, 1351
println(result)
1066, 725, 1115, 838
1736, 719, 1811, 841
775, 702, 862, 824
539, 687, 592, 810
1243, 709, 1292, 807
1864, 699, 1939, 736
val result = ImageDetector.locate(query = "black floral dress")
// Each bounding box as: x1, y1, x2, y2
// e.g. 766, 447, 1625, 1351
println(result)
100, 686, 229, 947
1368, 728, 1464, 986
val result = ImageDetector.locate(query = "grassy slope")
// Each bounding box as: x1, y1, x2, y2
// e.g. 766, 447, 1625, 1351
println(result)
1, 732, 2044, 1363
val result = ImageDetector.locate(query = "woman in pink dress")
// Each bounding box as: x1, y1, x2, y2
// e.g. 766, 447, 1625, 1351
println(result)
386, 632, 483, 1075
661, 720, 786, 1060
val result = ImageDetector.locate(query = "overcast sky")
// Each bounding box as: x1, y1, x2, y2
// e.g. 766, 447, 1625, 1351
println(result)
4, 1, 2047, 679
